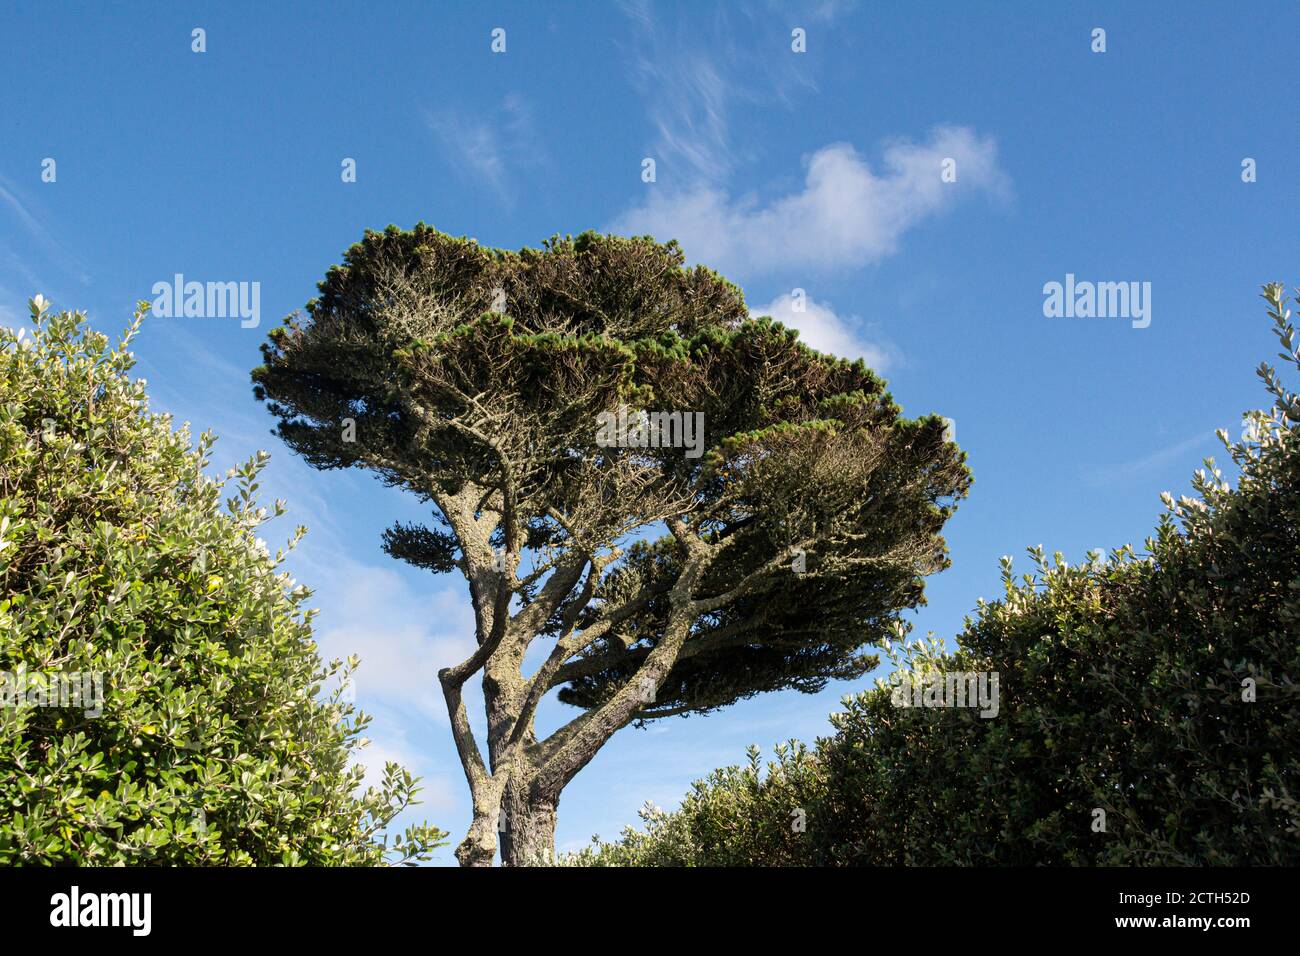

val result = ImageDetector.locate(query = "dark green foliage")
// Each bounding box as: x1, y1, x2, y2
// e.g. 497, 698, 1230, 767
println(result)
571, 284, 1300, 866
252, 225, 969, 723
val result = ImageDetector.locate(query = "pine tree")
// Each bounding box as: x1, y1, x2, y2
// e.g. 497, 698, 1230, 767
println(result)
252, 226, 969, 865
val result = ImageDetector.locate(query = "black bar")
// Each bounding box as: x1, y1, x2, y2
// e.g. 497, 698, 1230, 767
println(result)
0, 865, 1285, 942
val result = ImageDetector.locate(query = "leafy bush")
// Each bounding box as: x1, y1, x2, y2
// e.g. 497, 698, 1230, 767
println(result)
0, 296, 446, 864
561, 742, 826, 867
571, 284, 1300, 866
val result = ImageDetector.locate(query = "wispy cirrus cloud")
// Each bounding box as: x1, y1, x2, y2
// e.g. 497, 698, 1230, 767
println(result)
0, 173, 91, 290
620, 11, 736, 183
1084, 430, 1220, 488
0, 285, 25, 331
424, 93, 544, 206
618, 0, 839, 185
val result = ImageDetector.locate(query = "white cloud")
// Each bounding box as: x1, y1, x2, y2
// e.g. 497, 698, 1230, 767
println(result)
312, 562, 477, 723
613, 126, 1007, 276
751, 292, 894, 370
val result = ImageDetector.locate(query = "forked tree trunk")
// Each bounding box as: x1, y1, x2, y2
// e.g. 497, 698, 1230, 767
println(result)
450, 529, 708, 867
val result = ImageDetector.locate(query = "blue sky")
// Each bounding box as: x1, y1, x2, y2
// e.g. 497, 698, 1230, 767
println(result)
3, 0, 1297, 862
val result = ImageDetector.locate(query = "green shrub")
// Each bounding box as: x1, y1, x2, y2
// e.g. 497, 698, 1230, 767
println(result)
572, 283, 1300, 866
0, 297, 447, 864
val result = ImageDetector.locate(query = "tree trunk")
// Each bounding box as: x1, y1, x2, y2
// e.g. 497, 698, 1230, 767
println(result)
499, 788, 557, 866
